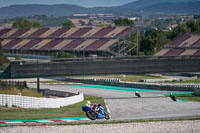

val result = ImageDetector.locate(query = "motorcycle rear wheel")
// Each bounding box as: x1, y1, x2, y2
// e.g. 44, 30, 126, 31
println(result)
86, 110, 97, 120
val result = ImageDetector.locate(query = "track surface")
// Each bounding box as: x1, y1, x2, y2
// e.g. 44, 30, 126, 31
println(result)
28, 84, 200, 120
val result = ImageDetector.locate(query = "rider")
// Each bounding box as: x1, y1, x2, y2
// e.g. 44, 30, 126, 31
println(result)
135, 91, 141, 97
86, 101, 104, 114
86, 101, 97, 110
86, 101, 92, 106
97, 104, 104, 114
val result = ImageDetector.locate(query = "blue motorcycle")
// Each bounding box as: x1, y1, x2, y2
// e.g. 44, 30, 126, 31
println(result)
82, 104, 110, 120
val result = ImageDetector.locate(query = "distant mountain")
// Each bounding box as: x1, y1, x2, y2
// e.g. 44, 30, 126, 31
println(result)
0, 4, 88, 18
136, 1, 200, 15
0, 0, 200, 19
122, 0, 196, 9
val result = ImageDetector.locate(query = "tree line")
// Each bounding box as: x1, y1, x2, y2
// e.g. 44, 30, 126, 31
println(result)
12, 18, 74, 28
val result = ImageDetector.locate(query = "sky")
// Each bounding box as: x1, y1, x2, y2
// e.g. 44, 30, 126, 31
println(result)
0, 0, 137, 8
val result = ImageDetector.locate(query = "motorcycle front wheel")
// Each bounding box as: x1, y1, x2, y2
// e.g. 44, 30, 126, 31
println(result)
104, 112, 110, 120
86, 110, 97, 120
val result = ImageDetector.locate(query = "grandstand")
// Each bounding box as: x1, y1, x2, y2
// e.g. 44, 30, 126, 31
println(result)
0, 26, 136, 57
154, 34, 200, 57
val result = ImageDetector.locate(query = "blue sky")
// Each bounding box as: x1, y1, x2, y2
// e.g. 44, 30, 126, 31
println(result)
0, 0, 137, 8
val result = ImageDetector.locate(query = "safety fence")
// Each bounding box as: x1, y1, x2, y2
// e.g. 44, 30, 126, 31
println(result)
0, 93, 83, 109
0, 80, 27, 90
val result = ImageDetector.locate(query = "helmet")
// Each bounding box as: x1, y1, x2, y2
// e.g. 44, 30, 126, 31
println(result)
86, 101, 91, 105
135, 91, 139, 93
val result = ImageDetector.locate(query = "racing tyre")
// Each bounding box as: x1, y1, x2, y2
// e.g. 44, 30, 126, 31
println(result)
104, 112, 110, 120
86, 110, 97, 120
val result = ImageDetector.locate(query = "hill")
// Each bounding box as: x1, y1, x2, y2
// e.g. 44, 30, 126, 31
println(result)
0, 4, 87, 18
0, 0, 199, 18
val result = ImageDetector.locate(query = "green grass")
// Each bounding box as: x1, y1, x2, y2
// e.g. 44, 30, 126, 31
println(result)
0, 88, 43, 97
28, 80, 70, 84
71, 74, 164, 82
0, 95, 106, 120
164, 77, 200, 83
165, 93, 200, 102
165, 78, 200, 84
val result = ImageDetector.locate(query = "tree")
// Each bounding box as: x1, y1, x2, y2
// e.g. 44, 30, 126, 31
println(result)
167, 20, 200, 40
0, 43, 9, 70
167, 23, 189, 40
0, 42, 3, 55
13, 18, 42, 28
13, 18, 32, 28
54, 51, 76, 58
140, 29, 169, 55
114, 18, 134, 26
186, 20, 200, 33
32, 21, 42, 28
63, 20, 75, 28
15, 55, 21, 60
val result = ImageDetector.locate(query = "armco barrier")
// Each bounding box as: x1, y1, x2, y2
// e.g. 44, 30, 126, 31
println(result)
0, 93, 83, 109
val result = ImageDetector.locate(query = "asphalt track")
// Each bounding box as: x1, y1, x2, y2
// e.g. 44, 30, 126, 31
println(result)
28, 84, 200, 120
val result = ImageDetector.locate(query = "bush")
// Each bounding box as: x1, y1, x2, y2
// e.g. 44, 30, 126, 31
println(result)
54, 51, 76, 58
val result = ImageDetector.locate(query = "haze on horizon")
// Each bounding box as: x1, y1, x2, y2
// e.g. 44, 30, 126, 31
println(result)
0, 0, 137, 8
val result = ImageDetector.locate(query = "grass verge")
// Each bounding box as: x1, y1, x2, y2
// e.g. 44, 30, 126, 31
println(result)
0, 95, 106, 120
0, 88, 43, 97
28, 80, 71, 84
71, 74, 164, 82
164, 77, 200, 84
165, 93, 200, 102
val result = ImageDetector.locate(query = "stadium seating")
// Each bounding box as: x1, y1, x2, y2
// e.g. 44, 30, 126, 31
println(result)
69, 27, 92, 37
168, 34, 190, 47
85, 39, 109, 50
192, 39, 200, 47
28, 28, 49, 38
115, 27, 135, 38
20, 39, 42, 50
62, 39, 85, 50
193, 50, 200, 56
155, 34, 200, 57
92, 27, 115, 37
164, 49, 185, 56
48, 28, 70, 38
0, 29, 11, 36
3, 39, 22, 49
0, 26, 135, 55
40, 39, 63, 50
9, 29, 29, 38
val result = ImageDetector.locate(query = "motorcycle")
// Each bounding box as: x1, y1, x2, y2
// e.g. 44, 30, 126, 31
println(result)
82, 104, 110, 120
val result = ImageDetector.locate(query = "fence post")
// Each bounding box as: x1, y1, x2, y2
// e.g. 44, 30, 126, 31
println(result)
37, 77, 40, 92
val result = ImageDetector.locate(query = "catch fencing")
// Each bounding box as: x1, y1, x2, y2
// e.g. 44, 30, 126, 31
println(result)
0, 80, 27, 89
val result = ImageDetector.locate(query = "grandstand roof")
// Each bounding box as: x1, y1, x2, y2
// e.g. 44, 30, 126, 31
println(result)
154, 34, 200, 57
0, 26, 135, 54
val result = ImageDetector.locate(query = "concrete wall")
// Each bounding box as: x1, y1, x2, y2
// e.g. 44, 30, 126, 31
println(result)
7, 58, 200, 78
0, 93, 84, 109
